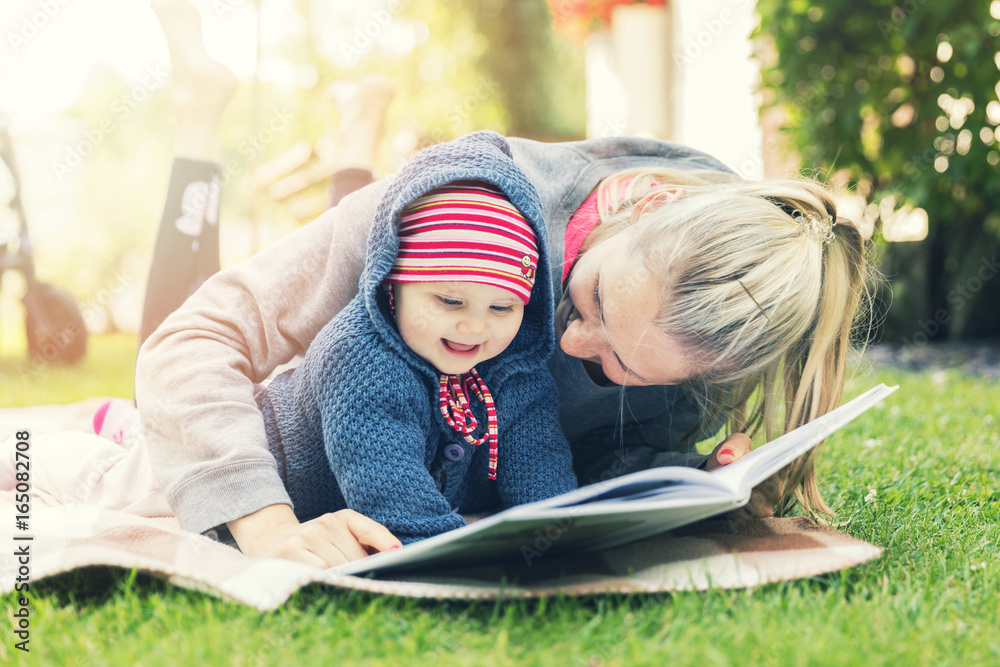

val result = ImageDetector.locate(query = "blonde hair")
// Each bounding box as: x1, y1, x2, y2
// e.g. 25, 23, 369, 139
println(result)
589, 167, 872, 515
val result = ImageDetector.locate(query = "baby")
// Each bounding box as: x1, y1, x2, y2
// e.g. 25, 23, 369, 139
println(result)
258, 132, 578, 543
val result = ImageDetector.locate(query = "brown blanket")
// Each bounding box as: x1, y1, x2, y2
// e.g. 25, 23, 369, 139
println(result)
1, 501, 881, 608
0, 401, 882, 607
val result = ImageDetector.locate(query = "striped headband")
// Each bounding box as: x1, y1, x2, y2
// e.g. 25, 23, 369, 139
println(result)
384, 181, 539, 304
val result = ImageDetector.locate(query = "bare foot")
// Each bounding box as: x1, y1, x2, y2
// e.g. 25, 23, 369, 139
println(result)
329, 73, 397, 171
153, 0, 238, 161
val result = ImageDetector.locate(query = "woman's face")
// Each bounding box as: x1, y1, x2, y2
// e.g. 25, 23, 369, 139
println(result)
558, 230, 693, 387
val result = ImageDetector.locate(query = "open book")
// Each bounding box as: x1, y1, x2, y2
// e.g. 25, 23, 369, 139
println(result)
333, 383, 899, 576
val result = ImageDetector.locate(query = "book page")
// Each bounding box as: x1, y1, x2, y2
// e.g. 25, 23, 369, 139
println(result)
331, 493, 740, 576
333, 383, 898, 576
506, 463, 731, 514
708, 384, 899, 496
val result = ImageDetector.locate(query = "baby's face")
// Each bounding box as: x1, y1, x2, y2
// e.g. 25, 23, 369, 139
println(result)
393, 281, 525, 375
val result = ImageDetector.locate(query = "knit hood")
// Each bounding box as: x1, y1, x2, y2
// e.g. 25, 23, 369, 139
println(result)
360, 130, 555, 381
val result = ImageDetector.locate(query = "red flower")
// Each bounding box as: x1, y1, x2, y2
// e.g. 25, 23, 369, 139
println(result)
546, 0, 668, 42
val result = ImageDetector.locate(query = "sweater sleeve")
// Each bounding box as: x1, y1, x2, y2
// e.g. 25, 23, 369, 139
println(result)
134, 179, 390, 535
318, 348, 465, 543
493, 371, 578, 508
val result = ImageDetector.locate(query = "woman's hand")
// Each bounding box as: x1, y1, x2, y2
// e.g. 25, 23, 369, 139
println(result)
227, 504, 402, 568
704, 433, 777, 518
704, 432, 752, 471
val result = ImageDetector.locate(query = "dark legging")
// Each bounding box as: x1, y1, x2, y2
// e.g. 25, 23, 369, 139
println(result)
138, 160, 375, 347
138, 158, 221, 346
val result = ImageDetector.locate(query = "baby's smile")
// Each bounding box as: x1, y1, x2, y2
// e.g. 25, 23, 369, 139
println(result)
441, 339, 482, 357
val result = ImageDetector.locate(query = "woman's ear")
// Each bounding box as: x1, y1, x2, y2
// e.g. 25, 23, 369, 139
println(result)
661, 187, 685, 203
634, 187, 685, 216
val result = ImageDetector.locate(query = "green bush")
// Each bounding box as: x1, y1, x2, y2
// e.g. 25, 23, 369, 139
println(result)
755, 0, 1000, 343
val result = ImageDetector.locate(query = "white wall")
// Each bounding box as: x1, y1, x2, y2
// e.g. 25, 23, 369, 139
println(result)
674, 0, 762, 179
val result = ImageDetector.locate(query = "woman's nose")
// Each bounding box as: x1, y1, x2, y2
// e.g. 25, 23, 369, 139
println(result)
560, 317, 600, 359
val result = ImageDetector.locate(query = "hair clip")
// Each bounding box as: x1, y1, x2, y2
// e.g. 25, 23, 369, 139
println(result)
797, 211, 836, 246
762, 197, 837, 246
737, 279, 772, 323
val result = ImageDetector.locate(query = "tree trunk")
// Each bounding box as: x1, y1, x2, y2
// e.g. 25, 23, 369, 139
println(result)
473, 0, 560, 139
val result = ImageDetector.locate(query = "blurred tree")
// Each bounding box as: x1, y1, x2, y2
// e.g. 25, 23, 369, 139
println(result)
243, 0, 583, 226
473, 0, 585, 140
51, 64, 171, 333
756, 0, 1000, 343
15, 1, 587, 338
283, 0, 584, 148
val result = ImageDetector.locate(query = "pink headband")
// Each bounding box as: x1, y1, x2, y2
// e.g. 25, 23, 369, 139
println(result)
383, 181, 539, 304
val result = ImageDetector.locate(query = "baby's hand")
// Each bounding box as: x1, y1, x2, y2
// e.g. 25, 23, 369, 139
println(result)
228, 505, 401, 568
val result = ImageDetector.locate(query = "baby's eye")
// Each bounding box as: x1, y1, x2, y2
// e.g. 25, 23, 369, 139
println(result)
436, 296, 462, 307
490, 305, 515, 314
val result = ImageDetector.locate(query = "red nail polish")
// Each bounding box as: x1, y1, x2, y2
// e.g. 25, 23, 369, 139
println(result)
720, 448, 736, 459
390, 544, 402, 550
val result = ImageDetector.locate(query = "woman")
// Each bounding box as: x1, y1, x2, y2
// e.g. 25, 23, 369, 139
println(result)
136, 0, 870, 567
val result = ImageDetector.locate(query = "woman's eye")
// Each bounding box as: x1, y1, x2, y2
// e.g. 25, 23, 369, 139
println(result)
490, 305, 515, 314
437, 296, 462, 307
568, 303, 582, 323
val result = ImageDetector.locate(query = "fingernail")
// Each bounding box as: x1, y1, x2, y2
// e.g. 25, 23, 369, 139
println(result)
718, 448, 736, 464
390, 544, 402, 550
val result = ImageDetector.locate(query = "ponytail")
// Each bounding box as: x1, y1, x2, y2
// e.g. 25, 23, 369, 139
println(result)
775, 219, 868, 514
594, 168, 875, 515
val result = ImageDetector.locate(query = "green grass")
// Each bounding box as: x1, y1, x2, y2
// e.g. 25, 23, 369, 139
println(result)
2, 335, 999, 666
0, 332, 137, 405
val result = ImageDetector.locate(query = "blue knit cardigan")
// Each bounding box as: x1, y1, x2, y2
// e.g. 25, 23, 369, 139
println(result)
258, 131, 578, 542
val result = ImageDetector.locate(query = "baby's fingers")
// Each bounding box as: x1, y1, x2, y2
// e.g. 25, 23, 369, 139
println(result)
271, 539, 336, 569
338, 509, 402, 554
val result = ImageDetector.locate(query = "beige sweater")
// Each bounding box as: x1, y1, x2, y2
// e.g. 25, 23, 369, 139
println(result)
135, 179, 391, 533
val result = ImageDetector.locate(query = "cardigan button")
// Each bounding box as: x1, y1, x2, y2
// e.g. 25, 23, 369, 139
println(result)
444, 443, 465, 461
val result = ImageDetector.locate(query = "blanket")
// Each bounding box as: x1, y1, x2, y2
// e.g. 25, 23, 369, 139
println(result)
0, 401, 882, 609
0, 502, 881, 608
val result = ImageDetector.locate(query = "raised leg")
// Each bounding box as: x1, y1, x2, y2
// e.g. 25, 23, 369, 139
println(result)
328, 74, 396, 206
139, 0, 238, 347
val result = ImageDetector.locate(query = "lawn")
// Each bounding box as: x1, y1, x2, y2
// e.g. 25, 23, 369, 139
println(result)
1, 333, 998, 666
